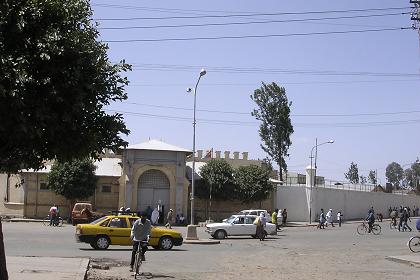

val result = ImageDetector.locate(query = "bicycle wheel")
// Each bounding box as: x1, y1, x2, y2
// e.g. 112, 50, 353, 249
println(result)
42, 216, 50, 226
372, 224, 381, 235
134, 251, 142, 278
408, 236, 420, 253
357, 224, 367, 235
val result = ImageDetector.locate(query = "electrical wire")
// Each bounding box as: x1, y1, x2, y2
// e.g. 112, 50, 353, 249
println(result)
121, 102, 420, 117
103, 27, 411, 43
95, 6, 412, 21
98, 12, 407, 30
106, 109, 420, 127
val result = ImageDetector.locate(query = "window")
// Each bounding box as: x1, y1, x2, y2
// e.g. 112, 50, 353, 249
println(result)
39, 182, 49, 190
101, 185, 112, 193
109, 217, 127, 228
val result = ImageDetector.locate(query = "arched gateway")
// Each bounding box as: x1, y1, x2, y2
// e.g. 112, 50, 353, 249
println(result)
137, 169, 170, 214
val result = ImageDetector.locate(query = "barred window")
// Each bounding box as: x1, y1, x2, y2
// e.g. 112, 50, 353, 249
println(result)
101, 185, 112, 193
40, 182, 49, 190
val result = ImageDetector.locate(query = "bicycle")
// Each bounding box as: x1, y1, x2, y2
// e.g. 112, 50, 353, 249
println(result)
407, 235, 420, 253
42, 215, 64, 227
133, 240, 148, 279
357, 221, 381, 235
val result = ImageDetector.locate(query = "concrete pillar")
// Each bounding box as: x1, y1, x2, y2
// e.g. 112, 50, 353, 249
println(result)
242, 152, 248, 160
306, 165, 316, 223
233, 152, 239, 160
215, 151, 221, 159
224, 151, 230, 159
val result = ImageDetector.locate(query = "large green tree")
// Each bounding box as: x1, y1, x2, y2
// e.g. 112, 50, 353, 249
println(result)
344, 162, 359, 184
234, 165, 273, 205
0, 1, 130, 278
48, 158, 97, 213
368, 170, 377, 185
385, 162, 404, 188
197, 159, 236, 201
251, 82, 294, 182
0, 0, 130, 173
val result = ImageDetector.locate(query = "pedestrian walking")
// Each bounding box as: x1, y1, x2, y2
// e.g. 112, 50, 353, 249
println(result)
278, 209, 283, 227
165, 209, 174, 229
151, 208, 159, 225
318, 209, 326, 229
326, 209, 334, 227
337, 211, 343, 227
282, 209, 288, 226
271, 208, 278, 230
401, 208, 412, 232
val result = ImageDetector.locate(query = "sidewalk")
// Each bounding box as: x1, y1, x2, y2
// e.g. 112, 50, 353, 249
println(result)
7, 256, 89, 280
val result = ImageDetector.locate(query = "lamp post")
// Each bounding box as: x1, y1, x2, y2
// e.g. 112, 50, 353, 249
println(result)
309, 138, 334, 224
187, 68, 206, 226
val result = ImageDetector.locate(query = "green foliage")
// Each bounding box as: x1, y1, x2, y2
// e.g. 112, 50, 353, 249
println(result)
344, 162, 359, 184
251, 82, 294, 181
0, 0, 130, 173
47, 158, 97, 201
234, 165, 273, 203
368, 170, 377, 185
359, 175, 367, 184
197, 159, 236, 200
403, 168, 413, 188
385, 162, 404, 188
404, 161, 420, 190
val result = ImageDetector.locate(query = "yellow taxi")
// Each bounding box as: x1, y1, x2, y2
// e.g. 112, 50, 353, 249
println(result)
75, 214, 183, 250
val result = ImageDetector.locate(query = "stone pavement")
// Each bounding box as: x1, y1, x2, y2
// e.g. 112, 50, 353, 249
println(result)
7, 256, 89, 280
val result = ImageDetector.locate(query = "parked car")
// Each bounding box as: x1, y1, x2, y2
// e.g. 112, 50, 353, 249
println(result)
75, 214, 183, 250
223, 209, 270, 223
206, 214, 277, 239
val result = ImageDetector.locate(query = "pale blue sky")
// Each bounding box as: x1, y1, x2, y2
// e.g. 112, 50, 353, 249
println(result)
92, 0, 420, 183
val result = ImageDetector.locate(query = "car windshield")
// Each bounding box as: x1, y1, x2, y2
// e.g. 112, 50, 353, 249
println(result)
90, 216, 108, 225
225, 216, 237, 224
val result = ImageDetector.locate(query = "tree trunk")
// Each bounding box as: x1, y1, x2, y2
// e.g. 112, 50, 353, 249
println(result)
0, 219, 8, 280
278, 160, 283, 182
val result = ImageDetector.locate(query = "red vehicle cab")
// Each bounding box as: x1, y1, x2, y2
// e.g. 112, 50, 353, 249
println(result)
71, 202, 93, 225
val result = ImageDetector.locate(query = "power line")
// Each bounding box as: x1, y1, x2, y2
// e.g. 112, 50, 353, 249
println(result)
95, 6, 411, 21
104, 27, 410, 43
121, 102, 420, 117
126, 79, 420, 87
98, 12, 407, 30
106, 109, 420, 127
129, 63, 418, 77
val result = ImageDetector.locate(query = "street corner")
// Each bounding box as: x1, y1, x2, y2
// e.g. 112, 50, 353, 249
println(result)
386, 255, 420, 267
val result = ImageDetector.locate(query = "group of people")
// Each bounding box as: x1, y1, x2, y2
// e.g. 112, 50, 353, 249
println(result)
140, 206, 186, 228
389, 206, 416, 232
318, 208, 343, 229
271, 208, 288, 229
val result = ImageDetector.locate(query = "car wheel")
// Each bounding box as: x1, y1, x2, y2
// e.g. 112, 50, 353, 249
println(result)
95, 236, 110, 250
214, 230, 226, 239
159, 236, 173, 250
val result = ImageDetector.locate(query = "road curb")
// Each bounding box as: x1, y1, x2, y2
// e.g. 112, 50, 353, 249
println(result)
386, 255, 420, 266
79, 258, 90, 280
183, 239, 220, 245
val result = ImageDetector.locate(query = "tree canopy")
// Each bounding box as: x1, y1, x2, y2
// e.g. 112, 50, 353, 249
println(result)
385, 162, 404, 188
47, 158, 97, 201
196, 159, 236, 200
0, 0, 130, 173
368, 170, 377, 185
344, 162, 359, 184
234, 165, 273, 204
251, 82, 294, 182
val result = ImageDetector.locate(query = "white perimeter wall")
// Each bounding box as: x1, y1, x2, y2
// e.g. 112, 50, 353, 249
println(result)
276, 185, 420, 222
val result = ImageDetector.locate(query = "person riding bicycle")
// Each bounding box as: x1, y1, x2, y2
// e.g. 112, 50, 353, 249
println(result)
49, 204, 58, 226
366, 209, 375, 233
130, 214, 151, 272
390, 209, 397, 227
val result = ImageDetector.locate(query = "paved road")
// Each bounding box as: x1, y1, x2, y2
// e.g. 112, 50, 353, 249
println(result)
3, 220, 420, 279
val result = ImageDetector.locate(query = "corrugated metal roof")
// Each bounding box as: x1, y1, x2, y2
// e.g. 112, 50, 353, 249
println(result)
126, 139, 191, 153
22, 158, 122, 177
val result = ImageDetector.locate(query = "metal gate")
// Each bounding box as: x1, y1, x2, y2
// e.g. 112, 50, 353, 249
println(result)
137, 169, 170, 214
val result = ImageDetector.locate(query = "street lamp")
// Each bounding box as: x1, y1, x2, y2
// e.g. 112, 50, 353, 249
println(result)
309, 138, 334, 224
187, 68, 206, 226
